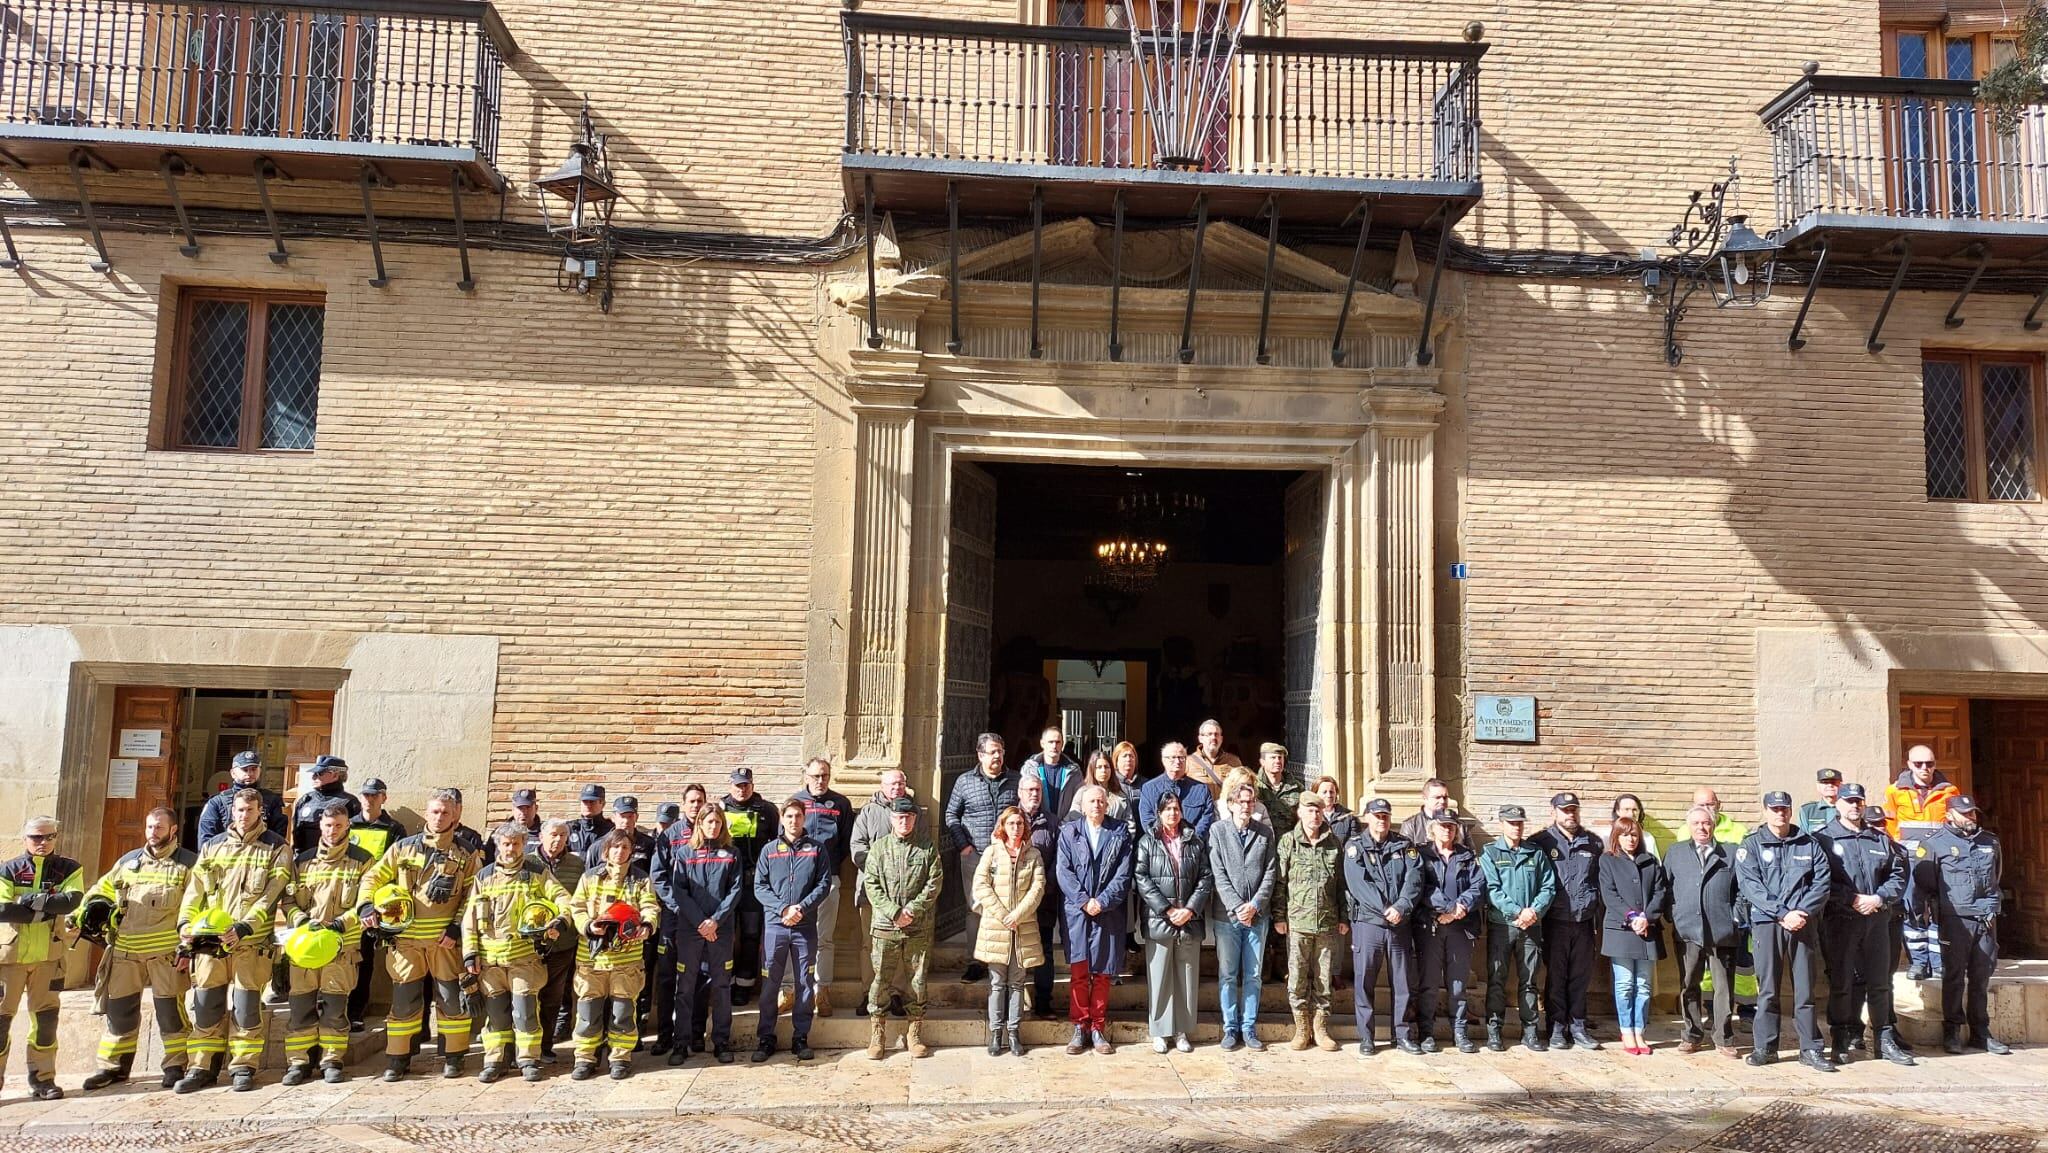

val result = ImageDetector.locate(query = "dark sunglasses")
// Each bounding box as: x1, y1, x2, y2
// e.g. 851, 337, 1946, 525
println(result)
1910, 760, 1936, 768
24, 834, 53, 843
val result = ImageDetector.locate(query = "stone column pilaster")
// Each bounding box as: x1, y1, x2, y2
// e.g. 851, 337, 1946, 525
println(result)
839, 350, 927, 797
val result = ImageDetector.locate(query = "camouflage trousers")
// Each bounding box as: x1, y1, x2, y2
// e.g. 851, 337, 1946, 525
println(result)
866, 934, 931, 1019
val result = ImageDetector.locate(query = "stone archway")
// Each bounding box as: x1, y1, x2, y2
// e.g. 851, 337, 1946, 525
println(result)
818, 218, 1451, 810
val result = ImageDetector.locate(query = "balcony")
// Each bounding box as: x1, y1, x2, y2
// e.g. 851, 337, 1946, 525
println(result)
0, 0, 513, 187
1762, 72, 2048, 261
841, 12, 1485, 230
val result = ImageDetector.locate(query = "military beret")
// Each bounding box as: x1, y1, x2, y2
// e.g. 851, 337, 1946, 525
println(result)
889, 795, 919, 814
1259, 742, 1288, 759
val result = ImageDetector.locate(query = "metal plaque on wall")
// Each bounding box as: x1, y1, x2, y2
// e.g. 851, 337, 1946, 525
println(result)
1474, 694, 1538, 743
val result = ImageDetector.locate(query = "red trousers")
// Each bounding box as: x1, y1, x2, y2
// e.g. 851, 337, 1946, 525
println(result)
1069, 964, 1111, 1031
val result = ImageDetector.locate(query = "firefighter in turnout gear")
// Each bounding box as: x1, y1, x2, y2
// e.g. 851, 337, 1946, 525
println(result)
280, 802, 372, 1086
176, 789, 291, 1093
464, 822, 572, 1083
0, 816, 84, 1100
80, 807, 196, 1092
570, 832, 659, 1080
358, 788, 481, 1081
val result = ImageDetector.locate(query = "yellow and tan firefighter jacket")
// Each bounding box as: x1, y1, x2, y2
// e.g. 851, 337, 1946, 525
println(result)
569, 864, 659, 972
462, 859, 572, 966
88, 843, 196, 958
356, 828, 480, 946
179, 824, 292, 943
288, 839, 374, 951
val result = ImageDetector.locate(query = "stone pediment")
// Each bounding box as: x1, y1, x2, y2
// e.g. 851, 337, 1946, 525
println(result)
899, 218, 1400, 298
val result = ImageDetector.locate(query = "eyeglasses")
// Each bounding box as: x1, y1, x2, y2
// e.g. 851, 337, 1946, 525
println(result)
1163, 754, 1187, 761
24, 834, 53, 843
1910, 760, 1936, 768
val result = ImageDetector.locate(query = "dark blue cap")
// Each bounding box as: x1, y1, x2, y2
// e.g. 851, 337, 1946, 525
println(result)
1763, 791, 1793, 809
511, 788, 537, 806
231, 751, 262, 771
1838, 783, 1867, 801
1363, 798, 1393, 815
581, 785, 605, 802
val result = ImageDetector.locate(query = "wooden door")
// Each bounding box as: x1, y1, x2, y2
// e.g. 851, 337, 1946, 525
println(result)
284, 690, 335, 811
1970, 698, 2048, 956
179, 5, 377, 141
100, 687, 182, 875
1900, 693, 1974, 797
1048, 0, 1239, 170
1282, 470, 1324, 781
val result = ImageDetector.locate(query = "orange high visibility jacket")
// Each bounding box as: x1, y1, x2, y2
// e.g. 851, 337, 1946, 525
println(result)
1885, 772, 1958, 840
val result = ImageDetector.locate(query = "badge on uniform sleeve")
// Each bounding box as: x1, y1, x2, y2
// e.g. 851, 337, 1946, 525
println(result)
1736, 847, 1748, 861
1347, 845, 1360, 860
1951, 846, 1962, 857
1915, 846, 1927, 858
1406, 848, 1419, 860
1549, 849, 1560, 860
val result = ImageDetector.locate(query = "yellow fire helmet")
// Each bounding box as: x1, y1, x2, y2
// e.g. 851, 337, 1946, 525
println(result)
186, 906, 236, 957
369, 884, 415, 936
516, 897, 564, 939
282, 924, 342, 969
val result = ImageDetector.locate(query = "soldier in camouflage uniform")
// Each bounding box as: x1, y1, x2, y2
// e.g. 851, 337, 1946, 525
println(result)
862, 796, 942, 1060
1275, 794, 1346, 1051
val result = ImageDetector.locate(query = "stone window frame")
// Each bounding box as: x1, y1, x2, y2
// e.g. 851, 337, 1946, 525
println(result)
158, 286, 327, 454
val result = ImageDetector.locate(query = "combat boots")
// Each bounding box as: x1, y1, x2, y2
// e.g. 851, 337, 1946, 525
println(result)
1288, 1011, 1313, 1051
906, 1019, 931, 1058
866, 1014, 887, 1061
1312, 1011, 1341, 1052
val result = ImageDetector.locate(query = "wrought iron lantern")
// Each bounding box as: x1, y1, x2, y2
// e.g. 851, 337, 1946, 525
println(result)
1650, 160, 1782, 364
535, 102, 620, 310
1711, 215, 1781, 309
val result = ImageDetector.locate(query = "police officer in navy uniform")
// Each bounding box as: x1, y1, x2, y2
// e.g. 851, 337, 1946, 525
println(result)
1528, 792, 1602, 1051
291, 756, 361, 854
1735, 790, 1834, 1072
566, 785, 615, 859
1815, 782, 1914, 1066
511, 789, 544, 852
196, 751, 287, 845
1919, 796, 2011, 1055
1341, 798, 1424, 1056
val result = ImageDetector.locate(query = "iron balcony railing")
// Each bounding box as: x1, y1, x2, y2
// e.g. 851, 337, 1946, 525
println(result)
0, 0, 510, 166
1762, 73, 2048, 227
843, 13, 1484, 186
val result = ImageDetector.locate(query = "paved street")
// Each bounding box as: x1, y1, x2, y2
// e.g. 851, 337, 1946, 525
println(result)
0, 1040, 2041, 1153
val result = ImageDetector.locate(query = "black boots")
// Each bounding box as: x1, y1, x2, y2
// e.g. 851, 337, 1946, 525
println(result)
1485, 1021, 1505, 1052
82, 1056, 132, 1092
1879, 1028, 1917, 1066
383, 1055, 410, 1082
27, 1075, 62, 1101
174, 1066, 217, 1094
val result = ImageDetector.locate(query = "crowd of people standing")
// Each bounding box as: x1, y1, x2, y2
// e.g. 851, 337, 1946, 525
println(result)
0, 729, 2009, 1102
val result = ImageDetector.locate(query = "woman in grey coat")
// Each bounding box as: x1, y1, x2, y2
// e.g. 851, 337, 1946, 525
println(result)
1135, 792, 1211, 1052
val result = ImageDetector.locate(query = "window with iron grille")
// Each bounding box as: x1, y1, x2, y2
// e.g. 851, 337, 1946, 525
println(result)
166, 289, 325, 453
1922, 352, 2044, 502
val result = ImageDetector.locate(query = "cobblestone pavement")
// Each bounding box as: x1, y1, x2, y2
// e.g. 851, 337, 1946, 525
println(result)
0, 1046, 2043, 1153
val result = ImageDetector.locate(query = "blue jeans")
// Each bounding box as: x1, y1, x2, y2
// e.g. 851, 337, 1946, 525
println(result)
1610, 957, 1652, 1031
1214, 915, 1269, 1033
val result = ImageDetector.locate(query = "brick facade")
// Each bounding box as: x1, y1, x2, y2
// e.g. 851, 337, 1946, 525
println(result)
3, 0, 2047, 840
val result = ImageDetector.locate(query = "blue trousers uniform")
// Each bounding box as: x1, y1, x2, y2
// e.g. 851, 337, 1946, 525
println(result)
1350, 921, 1414, 1044
757, 921, 816, 1043
671, 926, 734, 1049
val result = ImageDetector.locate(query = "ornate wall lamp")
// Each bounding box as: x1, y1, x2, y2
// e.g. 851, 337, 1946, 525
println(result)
1649, 160, 1783, 364
535, 103, 621, 312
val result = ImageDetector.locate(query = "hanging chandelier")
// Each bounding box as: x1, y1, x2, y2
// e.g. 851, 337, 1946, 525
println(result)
1091, 536, 1170, 595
